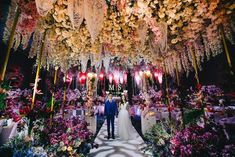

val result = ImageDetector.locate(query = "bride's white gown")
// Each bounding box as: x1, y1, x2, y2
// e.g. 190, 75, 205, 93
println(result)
118, 102, 137, 140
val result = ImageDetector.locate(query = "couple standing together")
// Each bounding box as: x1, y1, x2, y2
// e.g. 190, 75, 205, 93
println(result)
104, 93, 136, 140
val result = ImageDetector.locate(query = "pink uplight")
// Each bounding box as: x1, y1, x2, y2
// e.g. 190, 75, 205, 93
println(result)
114, 72, 120, 84
64, 74, 72, 83
135, 72, 141, 85
79, 72, 87, 84
108, 74, 113, 83
158, 74, 163, 84
120, 76, 124, 84
123, 73, 127, 83
154, 70, 163, 84
99, 72, 105, 80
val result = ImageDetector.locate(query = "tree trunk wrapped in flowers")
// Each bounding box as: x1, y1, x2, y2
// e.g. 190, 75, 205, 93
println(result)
86, 73, 98, 116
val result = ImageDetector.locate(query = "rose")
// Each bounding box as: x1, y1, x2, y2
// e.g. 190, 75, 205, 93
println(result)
12, 114, 21, 122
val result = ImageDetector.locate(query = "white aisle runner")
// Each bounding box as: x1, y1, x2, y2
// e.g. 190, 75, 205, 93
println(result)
89, 118, 152, 157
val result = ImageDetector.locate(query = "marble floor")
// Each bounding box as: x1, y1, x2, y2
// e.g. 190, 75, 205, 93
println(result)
89, 118, 152, 157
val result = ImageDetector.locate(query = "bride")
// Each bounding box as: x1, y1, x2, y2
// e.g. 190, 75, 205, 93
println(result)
118, 95, 137, 140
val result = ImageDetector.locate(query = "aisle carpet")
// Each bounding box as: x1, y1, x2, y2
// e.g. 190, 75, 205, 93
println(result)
89, 118, 151, 157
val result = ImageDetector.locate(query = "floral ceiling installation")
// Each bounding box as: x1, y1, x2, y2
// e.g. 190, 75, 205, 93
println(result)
3, 0, 235, 74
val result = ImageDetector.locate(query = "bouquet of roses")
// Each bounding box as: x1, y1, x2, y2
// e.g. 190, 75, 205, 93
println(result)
66, 89, 82, 103
3, 89, 32, 121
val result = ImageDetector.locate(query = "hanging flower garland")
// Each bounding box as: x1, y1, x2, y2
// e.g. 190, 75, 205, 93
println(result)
3, 0, 40, 50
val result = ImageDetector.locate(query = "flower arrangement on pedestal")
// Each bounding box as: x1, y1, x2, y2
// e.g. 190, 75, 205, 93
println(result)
144, 120, 175, 157
0, 135, 47, 157
66, 89, 82, 103
187, 85, 224, 108
3, 89, 32, 122
33, 116, 94, 157
86, 73, 98, 116
202, 85, 224, 105
0, 116, 94, 157
145, 120, 235, 157
170, 121, 233, 157
2, 88, 50, 123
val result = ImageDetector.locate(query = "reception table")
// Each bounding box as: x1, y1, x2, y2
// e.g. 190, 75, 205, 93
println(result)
141, 106, 182, 135
219, 116, 235, 140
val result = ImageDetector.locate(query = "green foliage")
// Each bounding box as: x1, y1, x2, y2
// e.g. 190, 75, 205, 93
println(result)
46, 97, 60, 108
0, 81, 11, 111
0, 136, 31, 156
0, 94, 7, 111
0, 81, 11, 90
0, 131, 47, 157
144, 120, 174, 157
183, 108, 204, 125
91, 77, 96, 88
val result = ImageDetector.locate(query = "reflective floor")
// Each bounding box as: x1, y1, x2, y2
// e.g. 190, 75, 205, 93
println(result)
89, 118, 152, 157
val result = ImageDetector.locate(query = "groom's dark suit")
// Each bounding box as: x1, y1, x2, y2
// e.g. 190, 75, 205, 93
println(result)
104, 99, 118, 139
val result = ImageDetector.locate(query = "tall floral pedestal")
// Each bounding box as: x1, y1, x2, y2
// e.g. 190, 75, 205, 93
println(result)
141, 113, 156, 135
85, 116, 96, 134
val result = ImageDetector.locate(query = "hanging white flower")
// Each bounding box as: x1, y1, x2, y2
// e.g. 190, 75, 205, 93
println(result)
35, 0, 57, 16
136, 20, 148, 47
80, 54, 89, 72
67, 0, 84, 29
84, 0, 107, 43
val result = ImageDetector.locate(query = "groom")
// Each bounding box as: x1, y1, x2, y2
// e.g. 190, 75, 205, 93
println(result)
104, 93, 118, 139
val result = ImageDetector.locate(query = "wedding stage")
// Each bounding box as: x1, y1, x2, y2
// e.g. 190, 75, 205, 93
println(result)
89, 118, 152, 157
0, 0, 235, 156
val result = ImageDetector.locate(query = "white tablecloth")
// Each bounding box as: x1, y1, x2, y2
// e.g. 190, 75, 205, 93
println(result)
155, 107, 181, 121
219, 117, 235, 125
0, 120, 18, 145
